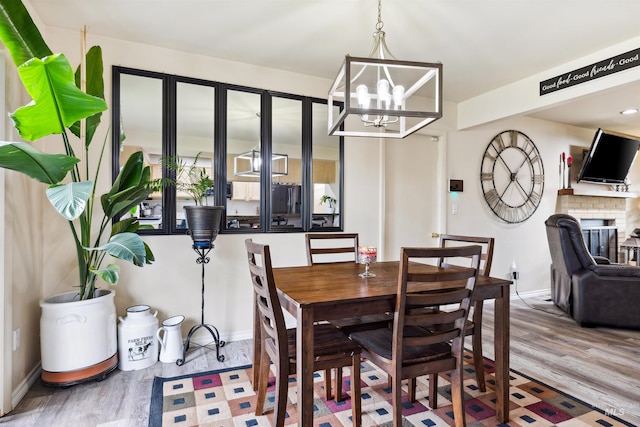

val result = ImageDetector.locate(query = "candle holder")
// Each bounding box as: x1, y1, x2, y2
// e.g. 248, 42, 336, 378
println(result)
358, 246, 377, 278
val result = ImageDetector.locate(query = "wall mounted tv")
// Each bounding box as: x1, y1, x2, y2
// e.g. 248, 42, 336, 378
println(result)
577, 128, 640, 185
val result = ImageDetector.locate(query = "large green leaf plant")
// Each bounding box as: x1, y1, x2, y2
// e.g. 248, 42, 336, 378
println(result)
0, 0, 155, 300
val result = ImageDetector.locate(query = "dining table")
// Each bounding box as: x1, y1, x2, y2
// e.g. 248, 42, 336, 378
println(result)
252, 260, 513, 426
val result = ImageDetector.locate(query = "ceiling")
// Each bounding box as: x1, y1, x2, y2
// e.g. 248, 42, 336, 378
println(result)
27, 0, 640, 135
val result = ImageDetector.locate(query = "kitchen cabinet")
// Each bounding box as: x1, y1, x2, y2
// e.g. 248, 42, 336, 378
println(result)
270, 158, 337, 184
232, 181, 260, 201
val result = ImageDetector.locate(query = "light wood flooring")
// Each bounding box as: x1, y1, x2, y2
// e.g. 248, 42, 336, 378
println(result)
1, 293, 639, 426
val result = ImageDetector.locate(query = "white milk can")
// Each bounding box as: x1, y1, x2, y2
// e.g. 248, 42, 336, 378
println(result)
117, 305, 159, 371
157, 315, 185, 363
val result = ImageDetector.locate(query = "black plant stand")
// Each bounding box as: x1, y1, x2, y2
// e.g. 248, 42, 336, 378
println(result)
176, 243, 225, 365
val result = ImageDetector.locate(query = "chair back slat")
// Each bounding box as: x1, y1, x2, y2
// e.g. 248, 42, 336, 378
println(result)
439, 234, 495, 276
305, 233, 359, 265
404, 329, 459, 347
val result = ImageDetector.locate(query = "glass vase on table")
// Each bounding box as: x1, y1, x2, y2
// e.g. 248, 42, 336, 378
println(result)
358, 246, 377, 277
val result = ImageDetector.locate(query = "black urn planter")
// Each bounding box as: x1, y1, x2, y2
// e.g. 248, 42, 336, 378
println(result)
184, 206, 224, 244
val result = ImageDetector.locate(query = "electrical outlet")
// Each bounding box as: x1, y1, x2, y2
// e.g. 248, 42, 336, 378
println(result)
12, 328, 20, 351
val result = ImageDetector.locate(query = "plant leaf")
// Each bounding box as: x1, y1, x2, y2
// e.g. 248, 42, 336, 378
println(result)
10, 53, 107, 141
45, 181, 93, 220
92, 263, 120, 285
70, 45, 105, 146
86, 232, 147, 267
111, 217, 140, 236
0, 0, 52, 67
0, 142, 78, 184
101, 151, 153, 218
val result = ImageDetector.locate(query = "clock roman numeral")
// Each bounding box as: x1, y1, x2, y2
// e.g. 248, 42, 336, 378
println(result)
509, 130, 519, 147
492, 134, 506, 152
484, 189, 500, 206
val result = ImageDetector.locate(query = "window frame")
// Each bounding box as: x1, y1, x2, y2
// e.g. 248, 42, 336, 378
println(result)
111, 66, 344, 235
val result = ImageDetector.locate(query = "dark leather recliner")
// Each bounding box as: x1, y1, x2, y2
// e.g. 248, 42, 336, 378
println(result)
545, 214, 640, 329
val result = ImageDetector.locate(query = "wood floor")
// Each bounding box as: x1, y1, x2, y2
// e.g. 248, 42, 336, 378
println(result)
1, 293, 639, 426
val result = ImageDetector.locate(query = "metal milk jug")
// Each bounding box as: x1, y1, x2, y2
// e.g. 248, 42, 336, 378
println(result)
157, 315, 185, 363
117, 305, 159, 371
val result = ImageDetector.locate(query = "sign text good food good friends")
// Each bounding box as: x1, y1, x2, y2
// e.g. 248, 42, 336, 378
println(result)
540, 48, 639, 96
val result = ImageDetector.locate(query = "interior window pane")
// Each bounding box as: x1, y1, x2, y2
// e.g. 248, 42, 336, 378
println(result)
118, 73, 164, 229
312, 102, 341, 229
271, 97, 302, 230
175, 82, 216, 229
226, 90, 262, 231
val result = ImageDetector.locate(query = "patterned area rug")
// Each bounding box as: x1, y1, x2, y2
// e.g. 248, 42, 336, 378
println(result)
149, 351, 632, 426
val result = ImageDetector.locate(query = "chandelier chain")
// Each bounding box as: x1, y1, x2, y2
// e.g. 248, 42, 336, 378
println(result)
376, 0, 384, 31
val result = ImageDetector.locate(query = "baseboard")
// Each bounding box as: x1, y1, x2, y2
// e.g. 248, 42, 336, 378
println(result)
481, 288, 551, 306
513, 288, 551, 299
188, 329, 253, 347
12, 363, 40, 409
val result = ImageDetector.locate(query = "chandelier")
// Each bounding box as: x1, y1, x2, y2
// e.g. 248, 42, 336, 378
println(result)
233, 149, 288, 177
328, 0, 442, 138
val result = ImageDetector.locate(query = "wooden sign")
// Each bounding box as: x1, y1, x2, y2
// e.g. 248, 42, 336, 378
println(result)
540, 47, 640, 95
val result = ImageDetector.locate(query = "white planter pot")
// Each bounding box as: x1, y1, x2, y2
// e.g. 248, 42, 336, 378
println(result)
40, 289, 118, 386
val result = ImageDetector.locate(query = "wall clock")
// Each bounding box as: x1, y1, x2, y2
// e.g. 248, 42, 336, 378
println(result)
480, 130, 544, 223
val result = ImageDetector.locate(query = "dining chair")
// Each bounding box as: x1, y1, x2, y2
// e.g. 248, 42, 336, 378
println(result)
438, 234, 494, 392
305, 233, 394, 334
350, 245, 481, 427
305, 232, 360, 265
245, 239, 362, 427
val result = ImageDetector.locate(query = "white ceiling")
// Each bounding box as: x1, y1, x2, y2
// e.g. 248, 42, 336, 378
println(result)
27, 0, 640, 135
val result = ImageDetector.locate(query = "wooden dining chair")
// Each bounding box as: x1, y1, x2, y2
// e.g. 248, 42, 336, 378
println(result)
438, 234, 494, 392
305, 233, 394, 335
245, 239, 362, 427
350, 245, 481, 427
305, 232, 360, 265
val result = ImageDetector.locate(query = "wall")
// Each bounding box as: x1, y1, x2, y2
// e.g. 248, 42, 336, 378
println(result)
445, 117, 597, 291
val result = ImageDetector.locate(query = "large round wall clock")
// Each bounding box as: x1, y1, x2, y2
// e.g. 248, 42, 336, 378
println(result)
480, 130, 544, 224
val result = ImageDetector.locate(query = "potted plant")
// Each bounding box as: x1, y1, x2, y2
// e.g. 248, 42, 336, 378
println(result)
161, 153, 223, 246
0, 1, 156, 385
321, 194, 337, 213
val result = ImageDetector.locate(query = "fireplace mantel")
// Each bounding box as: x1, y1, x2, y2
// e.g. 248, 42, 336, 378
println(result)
557, 189, 637, 198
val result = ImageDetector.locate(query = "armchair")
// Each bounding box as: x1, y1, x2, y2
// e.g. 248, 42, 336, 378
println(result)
545, 214, 640, 329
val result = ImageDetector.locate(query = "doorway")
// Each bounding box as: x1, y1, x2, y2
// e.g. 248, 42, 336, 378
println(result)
383, 131, 445, 259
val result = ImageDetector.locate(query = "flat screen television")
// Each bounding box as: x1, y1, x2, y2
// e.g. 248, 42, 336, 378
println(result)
577, 128, 640, 185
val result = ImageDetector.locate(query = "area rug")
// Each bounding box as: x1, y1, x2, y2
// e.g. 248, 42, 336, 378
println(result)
149, 351, 633, 426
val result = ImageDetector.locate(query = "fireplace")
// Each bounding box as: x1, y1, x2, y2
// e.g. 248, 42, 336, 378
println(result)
556, 194, 627, 262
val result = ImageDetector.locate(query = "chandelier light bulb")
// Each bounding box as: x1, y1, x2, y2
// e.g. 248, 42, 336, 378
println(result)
377, 79, 391, 108
356, 84, 370, 108
392, 85, 405, 109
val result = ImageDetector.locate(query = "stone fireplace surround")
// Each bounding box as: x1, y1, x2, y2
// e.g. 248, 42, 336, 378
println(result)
556, 191, 630, 261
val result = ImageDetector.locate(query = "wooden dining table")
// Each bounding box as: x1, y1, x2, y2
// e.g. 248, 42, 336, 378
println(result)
252, 260, 513, 425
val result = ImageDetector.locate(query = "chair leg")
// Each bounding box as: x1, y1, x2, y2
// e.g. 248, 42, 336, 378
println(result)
350, 355, 362, 427
273, 357, 289, 427
334, 367, 344, 402
471, 301, 486, 392
449, 365, 466, 427
428, 373, 438, 409
408, 377, 417, 402
324, 369, 332, 400
392, 373, 403, 427
255, 350, 271, 416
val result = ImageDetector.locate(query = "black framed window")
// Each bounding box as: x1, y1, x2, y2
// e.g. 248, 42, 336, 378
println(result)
112, 66, 344, 235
